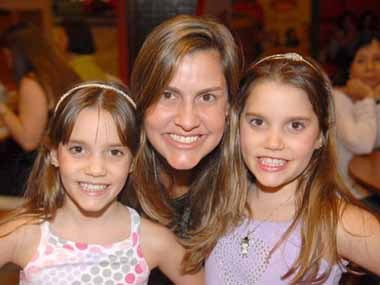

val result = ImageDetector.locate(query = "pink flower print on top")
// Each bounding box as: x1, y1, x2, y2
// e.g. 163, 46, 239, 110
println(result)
75, 242, 88, 250
137, 245, 143, 258
125, 273, 136, 283
132, 232, 138, 246
44, 245, 54, 255
135, 263, 144, 274
63, 244, 74, 251
19, 208, 150, 285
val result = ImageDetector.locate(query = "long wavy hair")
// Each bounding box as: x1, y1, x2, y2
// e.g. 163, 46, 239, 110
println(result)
232, 53, 374, 284
130, 15, 244, 272
0, 22, 80, 109
1, 82, 138, 232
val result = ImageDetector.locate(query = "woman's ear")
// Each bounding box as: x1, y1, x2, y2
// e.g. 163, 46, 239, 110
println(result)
50, 149, 59, 167
315, 133, 324, 149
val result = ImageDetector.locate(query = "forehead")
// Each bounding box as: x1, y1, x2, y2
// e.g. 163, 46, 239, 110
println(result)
245, 80, 314, 115
356, 40, 380, 56
169, 49, 226, 89
69, 107, 121, 143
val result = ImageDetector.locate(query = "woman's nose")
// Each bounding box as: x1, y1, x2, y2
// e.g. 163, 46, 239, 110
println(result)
174, 101, 201, 131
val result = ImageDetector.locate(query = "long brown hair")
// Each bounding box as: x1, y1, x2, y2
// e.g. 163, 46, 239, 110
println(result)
233, 53, 370, 284
0, 22, 80, 109
1, 82, 138, 232
130, 15, 244, 272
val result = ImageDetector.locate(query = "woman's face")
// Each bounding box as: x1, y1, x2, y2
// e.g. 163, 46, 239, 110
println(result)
144, 49, 229, 170
350, 39, 380, 88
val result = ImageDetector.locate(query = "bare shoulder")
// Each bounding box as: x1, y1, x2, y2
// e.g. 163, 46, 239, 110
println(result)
139, 218, 180, 268
140, 217, 176, 250
19, 76, 44, 94
0, 217, 41, 267
337, 203, 380, 274
338, 203, 379, 236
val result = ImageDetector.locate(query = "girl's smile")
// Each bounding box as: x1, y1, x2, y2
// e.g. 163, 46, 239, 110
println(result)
240, 80, 322, 191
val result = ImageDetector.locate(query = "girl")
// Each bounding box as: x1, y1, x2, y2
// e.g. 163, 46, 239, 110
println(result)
129, 14, 243, 282
205, 53, 380, 284
0, 82, 203, 285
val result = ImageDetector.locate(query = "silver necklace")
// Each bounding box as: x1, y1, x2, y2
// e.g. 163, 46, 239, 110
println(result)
240, 195, 293, 258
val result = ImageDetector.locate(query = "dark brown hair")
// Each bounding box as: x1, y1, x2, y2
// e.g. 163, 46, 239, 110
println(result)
1, 82, 138, 231
130, 15, 243, 272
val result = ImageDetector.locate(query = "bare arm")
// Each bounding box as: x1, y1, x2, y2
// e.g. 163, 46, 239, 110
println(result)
337, 204, 380, 275
0, 77, 48, 151
141, 219, 204, 284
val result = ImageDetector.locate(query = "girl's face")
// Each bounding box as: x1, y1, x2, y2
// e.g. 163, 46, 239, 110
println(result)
239, 80, 322, 192
51, 107, 133, 215
144, 49, 229, 170
350, 39, 380, 88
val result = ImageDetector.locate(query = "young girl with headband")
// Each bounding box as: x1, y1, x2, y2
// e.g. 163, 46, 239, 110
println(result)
205, 53, 380, 284
0, 82, 203, 284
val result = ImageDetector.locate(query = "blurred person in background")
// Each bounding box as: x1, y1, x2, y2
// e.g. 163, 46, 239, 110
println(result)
0, 22, 80, 196
55, 17, 109, 82
333, 31, 380, 213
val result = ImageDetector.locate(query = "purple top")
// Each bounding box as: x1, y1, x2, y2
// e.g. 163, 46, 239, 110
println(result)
205, 219, 345, 285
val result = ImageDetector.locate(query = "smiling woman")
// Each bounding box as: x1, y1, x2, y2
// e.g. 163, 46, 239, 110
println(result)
128, 14, 243, 283
143, 49, 228, 170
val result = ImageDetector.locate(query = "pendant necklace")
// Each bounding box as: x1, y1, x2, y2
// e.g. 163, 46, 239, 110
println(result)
240, 194, 293, 258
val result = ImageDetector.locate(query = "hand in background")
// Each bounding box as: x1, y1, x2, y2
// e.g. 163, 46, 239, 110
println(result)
345, 78, 374, 101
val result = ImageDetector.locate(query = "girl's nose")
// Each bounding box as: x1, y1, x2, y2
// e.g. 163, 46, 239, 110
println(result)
85, 155, 107, 177
265, 129, 285, 150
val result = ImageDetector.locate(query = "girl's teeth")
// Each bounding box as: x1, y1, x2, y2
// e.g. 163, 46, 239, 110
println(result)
260, 157, 286, 167
79, 183, 107, 191
170, 134, 198, 144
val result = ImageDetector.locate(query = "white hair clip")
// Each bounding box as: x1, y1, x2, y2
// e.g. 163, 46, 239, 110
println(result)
254, 52, 319, 72
54, 82, 136, 113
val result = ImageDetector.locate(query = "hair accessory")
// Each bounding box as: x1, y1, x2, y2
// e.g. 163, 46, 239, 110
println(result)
254, 52, 319, 72
54, 82, 136, 113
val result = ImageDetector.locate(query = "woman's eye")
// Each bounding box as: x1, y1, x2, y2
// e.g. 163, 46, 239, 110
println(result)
162, 90, 175, 100
354, 58, 365, 64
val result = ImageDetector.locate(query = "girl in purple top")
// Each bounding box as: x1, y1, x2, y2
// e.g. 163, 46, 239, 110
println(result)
206, 53, 380, 284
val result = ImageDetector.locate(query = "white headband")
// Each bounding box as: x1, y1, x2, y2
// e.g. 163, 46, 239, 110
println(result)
254, 52, 319, 72
54, 82, 136, 113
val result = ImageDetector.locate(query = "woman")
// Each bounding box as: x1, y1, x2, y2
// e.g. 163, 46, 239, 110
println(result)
333, 31, 380, 212
129, 14, 243, 283
0, 22, 80, 195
